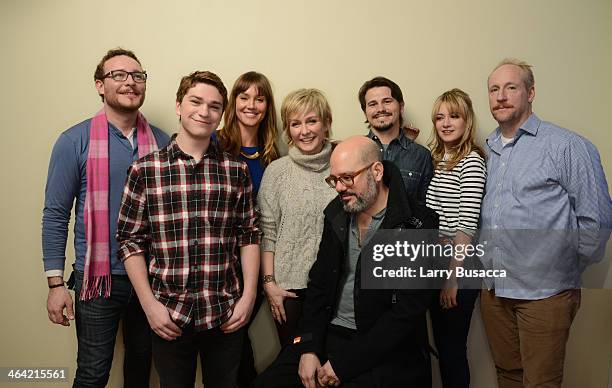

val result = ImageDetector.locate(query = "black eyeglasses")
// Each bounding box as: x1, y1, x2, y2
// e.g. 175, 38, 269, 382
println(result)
103, 70, 147, 83
325, 162, 374, 188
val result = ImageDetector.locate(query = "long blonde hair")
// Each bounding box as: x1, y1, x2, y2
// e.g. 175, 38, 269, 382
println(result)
428, 88, 485, 170
218, 71, 279, 166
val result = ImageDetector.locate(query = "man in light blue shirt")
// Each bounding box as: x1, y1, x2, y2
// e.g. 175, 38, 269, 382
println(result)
479, 58, 612, 388
42, 48, 169, 387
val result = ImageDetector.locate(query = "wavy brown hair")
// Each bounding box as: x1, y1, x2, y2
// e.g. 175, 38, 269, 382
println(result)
218, 71, 279, 166
428, 88, 485, 171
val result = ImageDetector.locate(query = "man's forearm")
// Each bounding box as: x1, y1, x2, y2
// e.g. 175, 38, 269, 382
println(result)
240, 244, 260, 298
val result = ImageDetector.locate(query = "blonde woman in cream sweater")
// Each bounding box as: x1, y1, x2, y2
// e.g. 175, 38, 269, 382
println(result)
257, 88, 336, 347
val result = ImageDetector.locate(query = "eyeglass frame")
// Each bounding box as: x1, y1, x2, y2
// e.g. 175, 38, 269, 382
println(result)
325, 162, 375, 188
103, 70, 148, 83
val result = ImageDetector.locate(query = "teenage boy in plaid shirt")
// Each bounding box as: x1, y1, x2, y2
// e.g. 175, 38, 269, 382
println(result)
116, 71, 261, 388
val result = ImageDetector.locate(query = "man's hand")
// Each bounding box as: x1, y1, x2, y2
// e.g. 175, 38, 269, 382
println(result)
317, 361, 340, 387
298, 352, 321, 388
142, 299, 182, 341
264, 282, 297, 323
47, 287, 74, 326
220, 294, 255, 333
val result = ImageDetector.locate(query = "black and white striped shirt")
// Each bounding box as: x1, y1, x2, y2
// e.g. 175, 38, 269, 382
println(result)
426, 151, 486, 237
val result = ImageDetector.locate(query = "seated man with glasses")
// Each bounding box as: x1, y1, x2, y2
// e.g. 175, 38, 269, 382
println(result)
253, 136, 435, 388
42, 48, 169, 387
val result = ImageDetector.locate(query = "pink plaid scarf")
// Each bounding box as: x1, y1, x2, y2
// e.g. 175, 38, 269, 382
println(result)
80, 109, 158, 301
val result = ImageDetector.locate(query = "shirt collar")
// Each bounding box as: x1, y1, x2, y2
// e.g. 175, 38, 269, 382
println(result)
108, 123, 137, 148
366, 127, 411, 150
520, 113, 541, 136
126, 128, 136, 148
486, 113, 541, 154
168, 133, 221, 163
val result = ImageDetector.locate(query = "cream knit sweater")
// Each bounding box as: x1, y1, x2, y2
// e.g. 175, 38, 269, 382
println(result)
257, 142, 337, 290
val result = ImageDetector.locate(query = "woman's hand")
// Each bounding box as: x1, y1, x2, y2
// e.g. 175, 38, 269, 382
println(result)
440, 278, 459, 309
263, 281, 297, 323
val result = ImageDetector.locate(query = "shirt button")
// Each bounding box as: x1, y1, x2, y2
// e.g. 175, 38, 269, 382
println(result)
493, 225, 498, 229
497, 183, 502, 187
192, 239, 198, 245
494, 204, 499, 208
501, 162, 506, 167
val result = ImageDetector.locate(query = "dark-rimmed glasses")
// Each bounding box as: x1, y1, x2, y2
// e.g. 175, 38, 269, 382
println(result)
325, 162, 374, 188
103, 70, 147, 83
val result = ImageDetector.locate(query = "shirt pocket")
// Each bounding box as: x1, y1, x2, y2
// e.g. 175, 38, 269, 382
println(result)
147, 186, 186, 240
399, 169, 421, 195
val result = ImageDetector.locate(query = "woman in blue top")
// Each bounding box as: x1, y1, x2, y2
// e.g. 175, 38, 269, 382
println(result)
218, 71, 280, 387
219, 71, 280, 194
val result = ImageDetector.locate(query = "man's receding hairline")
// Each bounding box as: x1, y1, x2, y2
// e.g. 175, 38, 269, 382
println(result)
360, 139, 382, 166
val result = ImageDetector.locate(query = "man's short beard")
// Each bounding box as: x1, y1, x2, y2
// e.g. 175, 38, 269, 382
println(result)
343, 171, 378, 213
105, 94, 145, 114
370, 121, 394, 132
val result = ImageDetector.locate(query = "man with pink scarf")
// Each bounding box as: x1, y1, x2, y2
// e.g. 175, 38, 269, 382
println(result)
42, 48, 169, 387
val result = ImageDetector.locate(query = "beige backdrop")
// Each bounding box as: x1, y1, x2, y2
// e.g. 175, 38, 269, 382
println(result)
1, 0, 611, 387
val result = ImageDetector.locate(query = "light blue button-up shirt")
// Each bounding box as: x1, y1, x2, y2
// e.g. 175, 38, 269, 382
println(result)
480, 114, 612, 299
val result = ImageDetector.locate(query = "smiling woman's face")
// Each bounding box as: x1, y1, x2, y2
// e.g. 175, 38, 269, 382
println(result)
288, 110, 328, 155
235, 84, 267, 131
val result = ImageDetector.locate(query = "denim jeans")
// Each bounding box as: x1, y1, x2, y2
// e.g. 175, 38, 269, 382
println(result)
430, 288, 479, 388
73, 271, 151, 388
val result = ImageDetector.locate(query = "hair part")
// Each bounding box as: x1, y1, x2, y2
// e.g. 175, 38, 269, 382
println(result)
281, 88, 332, 145
218, 71, 279, 166
427, 88, 485, 170
94, 47, 142, 102
491, 58, 535, 90
176, 71, 228, 112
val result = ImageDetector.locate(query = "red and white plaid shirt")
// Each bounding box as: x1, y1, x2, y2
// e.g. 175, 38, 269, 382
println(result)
117, 136, 261, 330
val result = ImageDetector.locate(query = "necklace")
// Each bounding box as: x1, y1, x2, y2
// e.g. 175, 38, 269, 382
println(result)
240, 149, 260, 160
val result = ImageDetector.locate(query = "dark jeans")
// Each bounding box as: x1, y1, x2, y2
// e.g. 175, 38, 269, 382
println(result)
73, 271, 152, 388
252, 324, 377, 388
152, 322, 245, 388
430, 288, 479, 388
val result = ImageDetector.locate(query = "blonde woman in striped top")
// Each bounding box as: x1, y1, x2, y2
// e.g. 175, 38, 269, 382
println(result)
426, 88, 486, 388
